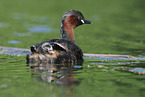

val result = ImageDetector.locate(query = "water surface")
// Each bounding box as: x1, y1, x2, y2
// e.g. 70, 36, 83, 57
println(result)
1, 52, 145, 97
0, 0, 145, 97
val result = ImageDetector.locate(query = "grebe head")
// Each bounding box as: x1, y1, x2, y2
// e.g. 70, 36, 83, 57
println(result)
60, 10, 91, 43
61, 10, 91, 28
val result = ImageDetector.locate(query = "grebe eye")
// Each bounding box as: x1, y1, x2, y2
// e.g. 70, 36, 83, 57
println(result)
78, 16, 82, 20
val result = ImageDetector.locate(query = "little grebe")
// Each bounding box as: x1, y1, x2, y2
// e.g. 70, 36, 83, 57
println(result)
26, 10, 91, 65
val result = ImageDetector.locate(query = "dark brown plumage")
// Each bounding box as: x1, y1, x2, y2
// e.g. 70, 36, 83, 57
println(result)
26, 10, 91, 65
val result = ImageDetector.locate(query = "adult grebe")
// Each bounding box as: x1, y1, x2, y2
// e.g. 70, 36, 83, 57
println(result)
26, 10, 91, 65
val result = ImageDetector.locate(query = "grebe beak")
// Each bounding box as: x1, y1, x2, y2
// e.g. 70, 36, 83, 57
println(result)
81, 19, 92, 24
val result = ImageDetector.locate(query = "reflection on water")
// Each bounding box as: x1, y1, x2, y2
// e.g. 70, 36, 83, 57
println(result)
0, 22, 8, 28
13, 32, 32, 37
28, 62, 82, 87
26, 55, 145, 88
1, 47, 145, 97
13, 13, 50, 24
0, 84, 8, 89
13, 13, 28, 22
85, 56, 145, 74
26, 24, 54, 33
13, 13, 51, 23
0, 47, 30, 56
13, 13, 58, 34
1, 46, 145, 75
84, 55, 138, 61
8, 40, 21, 44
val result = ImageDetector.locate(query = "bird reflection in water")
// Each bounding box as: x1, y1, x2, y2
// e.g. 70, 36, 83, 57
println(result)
28, 62, 82, 87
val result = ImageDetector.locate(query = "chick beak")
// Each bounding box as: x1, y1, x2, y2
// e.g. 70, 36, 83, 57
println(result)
48, 50, 54, 54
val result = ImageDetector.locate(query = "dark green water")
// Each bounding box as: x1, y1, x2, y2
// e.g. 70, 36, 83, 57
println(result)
1, 55, 145, 97
0, 0, 145, 97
